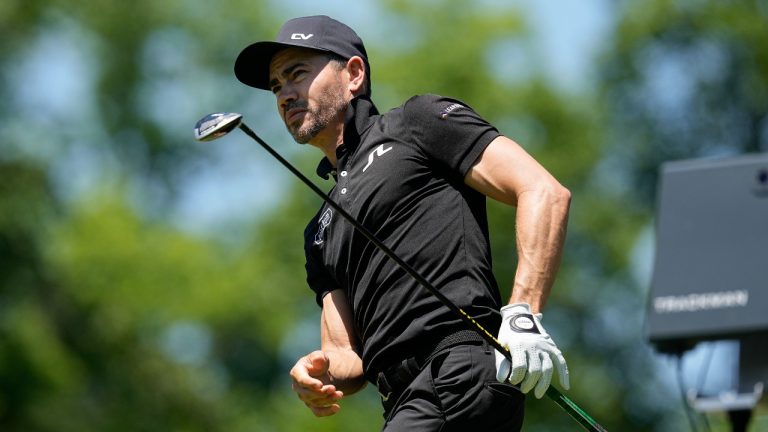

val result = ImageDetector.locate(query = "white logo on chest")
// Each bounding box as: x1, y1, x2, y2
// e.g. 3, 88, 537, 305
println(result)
362, 144, 393, 172
313, 208, 333, 245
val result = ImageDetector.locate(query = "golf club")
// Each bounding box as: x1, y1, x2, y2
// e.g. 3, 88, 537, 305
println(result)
194, 112, 608, 432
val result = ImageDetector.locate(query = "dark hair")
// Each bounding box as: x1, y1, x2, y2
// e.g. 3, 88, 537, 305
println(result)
327, 53, 371, 97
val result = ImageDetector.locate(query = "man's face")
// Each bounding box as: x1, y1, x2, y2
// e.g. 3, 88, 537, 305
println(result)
268, 47, 348, 144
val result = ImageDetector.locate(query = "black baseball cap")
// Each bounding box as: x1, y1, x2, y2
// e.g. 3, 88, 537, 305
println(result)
234, 15, 370, 90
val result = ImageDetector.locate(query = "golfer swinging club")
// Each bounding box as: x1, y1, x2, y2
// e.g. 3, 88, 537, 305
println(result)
234, 15, 571, 431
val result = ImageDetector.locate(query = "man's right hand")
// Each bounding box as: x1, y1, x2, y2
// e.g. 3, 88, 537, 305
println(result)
290, 350, 344, 417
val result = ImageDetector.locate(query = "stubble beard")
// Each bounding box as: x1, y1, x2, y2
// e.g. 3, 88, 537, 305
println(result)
287, 79, 347, 144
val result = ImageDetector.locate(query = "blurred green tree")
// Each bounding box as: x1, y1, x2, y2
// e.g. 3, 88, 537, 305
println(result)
601, 0, 768, 202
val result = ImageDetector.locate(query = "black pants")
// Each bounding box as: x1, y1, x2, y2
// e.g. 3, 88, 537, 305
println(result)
380, 342, 525, 431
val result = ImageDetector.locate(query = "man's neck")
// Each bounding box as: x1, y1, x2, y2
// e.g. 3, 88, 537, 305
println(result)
309, 110, 347, 166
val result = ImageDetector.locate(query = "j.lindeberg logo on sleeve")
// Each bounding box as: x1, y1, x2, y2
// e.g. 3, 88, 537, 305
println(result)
439, 103, 464, 119
362, 144, 393, 172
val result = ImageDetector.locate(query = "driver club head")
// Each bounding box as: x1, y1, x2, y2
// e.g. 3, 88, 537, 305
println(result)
194, 112, 243, 142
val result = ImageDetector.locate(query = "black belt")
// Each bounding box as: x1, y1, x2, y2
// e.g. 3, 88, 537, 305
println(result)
375, 330, 486, 405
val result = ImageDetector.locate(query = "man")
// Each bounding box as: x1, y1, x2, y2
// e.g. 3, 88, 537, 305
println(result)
234, 15, 571, 431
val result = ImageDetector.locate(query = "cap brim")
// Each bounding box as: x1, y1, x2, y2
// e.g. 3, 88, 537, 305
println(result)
234, 41, 330, 90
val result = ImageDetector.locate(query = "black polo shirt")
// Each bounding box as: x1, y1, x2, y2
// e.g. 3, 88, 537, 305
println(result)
303, 94, 503, 381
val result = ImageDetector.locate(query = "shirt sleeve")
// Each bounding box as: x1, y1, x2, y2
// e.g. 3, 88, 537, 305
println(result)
303, 212, 340, 307
305, 251, 339, 307
404, 94, 500, 179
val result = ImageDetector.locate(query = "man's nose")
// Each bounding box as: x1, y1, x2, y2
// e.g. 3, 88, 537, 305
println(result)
278, 84, 298, 110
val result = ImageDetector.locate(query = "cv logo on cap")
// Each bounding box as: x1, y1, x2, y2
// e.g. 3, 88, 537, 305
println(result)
291, 33, 314, 40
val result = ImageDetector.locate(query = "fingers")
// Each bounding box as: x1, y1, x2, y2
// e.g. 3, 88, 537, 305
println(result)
533, 352, 553, 399
554, 351, 570, 390
519, 350, 542, 395
508, 346, 528, 385
307, 350, 331, 377
500, 346, 563, 399
494, 350, 511, 382
291, 380, 343, 401
290, 355, 324, 392
300, 384, 343, 417
307, 402, 341, 417
292, 381, 343, 415
290, 351, 343, 416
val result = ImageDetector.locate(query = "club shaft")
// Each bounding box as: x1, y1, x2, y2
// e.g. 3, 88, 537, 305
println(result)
237, 122, 606, 431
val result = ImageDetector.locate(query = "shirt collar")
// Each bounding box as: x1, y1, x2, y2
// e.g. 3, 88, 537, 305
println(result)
315, 95, 379, 180
315, 157, 337, 180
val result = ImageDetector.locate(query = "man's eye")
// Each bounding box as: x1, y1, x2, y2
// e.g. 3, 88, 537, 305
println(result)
271, 85, 281, 94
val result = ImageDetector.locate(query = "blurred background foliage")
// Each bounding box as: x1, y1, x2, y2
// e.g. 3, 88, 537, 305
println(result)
1, 0, 767, 430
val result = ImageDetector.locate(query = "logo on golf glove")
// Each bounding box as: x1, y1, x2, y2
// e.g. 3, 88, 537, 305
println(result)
508, 313, 540, 334
495, 303, 570, 399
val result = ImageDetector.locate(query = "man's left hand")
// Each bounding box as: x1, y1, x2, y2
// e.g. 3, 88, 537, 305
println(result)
495, 303, 570, 398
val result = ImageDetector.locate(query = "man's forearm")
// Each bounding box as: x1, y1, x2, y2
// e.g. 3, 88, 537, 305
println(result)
509, 184, 571, 312
319, 290, 367, 395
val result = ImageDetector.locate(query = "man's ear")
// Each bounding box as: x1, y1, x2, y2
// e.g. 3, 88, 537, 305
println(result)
345, 56, 366, 96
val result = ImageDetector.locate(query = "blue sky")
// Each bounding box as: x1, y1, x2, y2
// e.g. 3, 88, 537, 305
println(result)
267, 0, 614, 92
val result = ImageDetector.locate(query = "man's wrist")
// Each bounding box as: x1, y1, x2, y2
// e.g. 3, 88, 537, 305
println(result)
501, 302, 532, 316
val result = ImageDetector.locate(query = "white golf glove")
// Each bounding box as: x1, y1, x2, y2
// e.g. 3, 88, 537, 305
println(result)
495, 303, 570, 399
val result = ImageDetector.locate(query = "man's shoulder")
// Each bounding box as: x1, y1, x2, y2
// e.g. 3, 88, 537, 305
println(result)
389, 94, 471, 119
400, 93, 459, 107
372, 94, 478, 139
